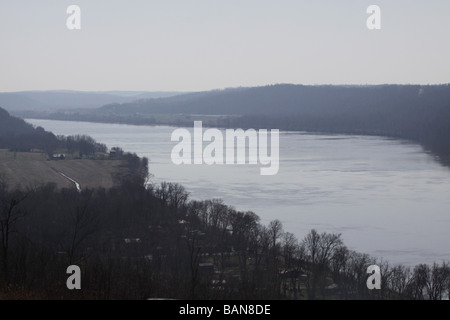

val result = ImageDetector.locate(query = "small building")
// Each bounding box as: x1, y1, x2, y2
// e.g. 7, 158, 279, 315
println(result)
51, 154, 66, 160
109, 147, 123, 158
123, 238, 142, 244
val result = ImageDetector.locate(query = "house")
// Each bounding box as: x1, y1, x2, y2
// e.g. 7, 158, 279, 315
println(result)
109, 147, 123, 158
51, 153, 66, 160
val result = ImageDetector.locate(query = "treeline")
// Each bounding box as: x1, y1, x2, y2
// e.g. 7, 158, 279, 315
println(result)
1, 179, 448, 300
0, 107, 106, 157
4, 132, 109, 159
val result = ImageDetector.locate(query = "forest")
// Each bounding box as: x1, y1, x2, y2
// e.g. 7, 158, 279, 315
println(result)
0, 178, 449, 300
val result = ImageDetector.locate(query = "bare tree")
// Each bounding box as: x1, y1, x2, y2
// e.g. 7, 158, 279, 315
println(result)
268, 219, 284, 249
250, 225, 270, 285
302, 229, 343, 299
281, 232, 298, 270
388, 265, 412, 299
58, 190, 98, 265
207, 199, 228, 230
407, 263, 450, 300
0, 177, 29, 284
181, 223, 206, 300
154, 182, 189, 209
330, 245, 351, 298
408, 264, 428, 300
229, 210, 260, 288
426, 262, 449, 300
280, 232, 298, 297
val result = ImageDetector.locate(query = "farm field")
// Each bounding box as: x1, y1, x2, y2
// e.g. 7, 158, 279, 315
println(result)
0, 149, 127, 190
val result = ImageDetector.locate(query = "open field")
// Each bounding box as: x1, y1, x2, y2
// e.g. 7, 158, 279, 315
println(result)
0, 149, 128, 190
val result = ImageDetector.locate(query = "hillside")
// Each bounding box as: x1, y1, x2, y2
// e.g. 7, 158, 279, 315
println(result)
97, 84, 450, 117
0, 107, 36, 135
0, 106, 62, 154
0, 107, 148, 190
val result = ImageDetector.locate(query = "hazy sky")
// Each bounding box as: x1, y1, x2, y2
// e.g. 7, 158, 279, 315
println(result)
1, 0, 450, 92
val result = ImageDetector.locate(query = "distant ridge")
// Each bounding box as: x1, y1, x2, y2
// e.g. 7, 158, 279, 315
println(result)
0, 90, 183, 112
98, 84, 450, 117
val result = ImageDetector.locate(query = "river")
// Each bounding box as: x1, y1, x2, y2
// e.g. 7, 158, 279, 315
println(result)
26, 118, 450, 267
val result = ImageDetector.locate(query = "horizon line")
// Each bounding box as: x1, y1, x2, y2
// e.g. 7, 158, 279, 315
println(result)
1, 82, 450, 94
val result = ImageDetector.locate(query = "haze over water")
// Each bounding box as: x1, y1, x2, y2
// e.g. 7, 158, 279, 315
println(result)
27, 119, 450, 267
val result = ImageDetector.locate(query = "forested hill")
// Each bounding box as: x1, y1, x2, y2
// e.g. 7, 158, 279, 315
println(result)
0, 106, 59, 152
0, 90, 182, 112
99, 84, 450, 117
0, 107, 36, 135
